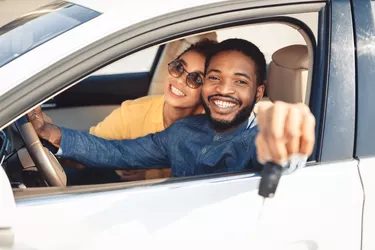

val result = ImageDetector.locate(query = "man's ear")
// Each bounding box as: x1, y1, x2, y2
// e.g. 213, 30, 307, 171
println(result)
255, 83, 265, 102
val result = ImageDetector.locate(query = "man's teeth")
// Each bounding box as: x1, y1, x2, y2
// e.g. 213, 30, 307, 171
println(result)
213, 100, 236, 108
171, 85, 185, 96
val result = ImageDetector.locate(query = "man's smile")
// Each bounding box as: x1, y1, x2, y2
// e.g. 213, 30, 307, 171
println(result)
209, 96, 241, 114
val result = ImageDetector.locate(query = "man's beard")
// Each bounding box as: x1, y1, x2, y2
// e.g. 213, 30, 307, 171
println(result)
201, 93, 257, 131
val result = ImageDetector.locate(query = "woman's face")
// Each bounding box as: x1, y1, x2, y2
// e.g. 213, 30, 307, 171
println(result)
164, 51, 205, 109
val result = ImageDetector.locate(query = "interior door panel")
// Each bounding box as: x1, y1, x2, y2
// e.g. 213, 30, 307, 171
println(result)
43, 72, 151, 131
52, 72, 151, 107
44, 106, 118, 132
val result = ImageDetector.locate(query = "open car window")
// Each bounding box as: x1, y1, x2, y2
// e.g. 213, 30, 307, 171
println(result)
0, 1, 100, 68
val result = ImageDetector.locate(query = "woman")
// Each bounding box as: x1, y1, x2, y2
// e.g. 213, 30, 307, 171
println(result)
34, 39, 217, 183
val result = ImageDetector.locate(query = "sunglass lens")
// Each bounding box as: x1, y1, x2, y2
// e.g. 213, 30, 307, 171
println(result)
187, 72, 203, 88
168, 61, 184, 78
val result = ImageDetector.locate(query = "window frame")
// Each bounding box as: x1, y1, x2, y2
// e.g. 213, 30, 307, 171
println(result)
0, 1, 343, 199
352, 0, 375, 157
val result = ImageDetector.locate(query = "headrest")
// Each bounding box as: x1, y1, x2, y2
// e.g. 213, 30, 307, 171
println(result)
272, 45, 308, 69
266, 45, 308, 103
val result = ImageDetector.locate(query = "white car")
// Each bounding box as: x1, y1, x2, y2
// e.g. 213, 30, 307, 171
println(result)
0, 0, 374, 249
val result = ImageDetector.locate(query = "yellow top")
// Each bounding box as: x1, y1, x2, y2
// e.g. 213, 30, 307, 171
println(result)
90, 95, 165, 139
89, 95, 171, 179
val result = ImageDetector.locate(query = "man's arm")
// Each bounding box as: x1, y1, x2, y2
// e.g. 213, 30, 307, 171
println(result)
58, 128, 169, 169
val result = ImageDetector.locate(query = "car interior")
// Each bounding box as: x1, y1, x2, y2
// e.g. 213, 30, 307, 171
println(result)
0, 17, 315, 193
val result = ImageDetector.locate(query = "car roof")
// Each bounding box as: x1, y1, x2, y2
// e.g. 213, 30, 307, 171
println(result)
68, 0, 225, 14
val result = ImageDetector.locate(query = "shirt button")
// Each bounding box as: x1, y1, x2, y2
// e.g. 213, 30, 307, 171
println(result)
213, 135, 220, 141
202, 148, 207, 154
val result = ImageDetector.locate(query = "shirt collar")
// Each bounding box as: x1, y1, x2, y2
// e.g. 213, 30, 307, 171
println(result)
246, 112, 257, 129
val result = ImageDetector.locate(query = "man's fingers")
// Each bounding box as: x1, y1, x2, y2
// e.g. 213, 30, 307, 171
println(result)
300, 112, 316, 155
256, 102, 315, 166
263, 102, 289, 164
43, 112, 53, 124
26, 106, 47, 133
27, 106, 43, 121
284, 106, 302, 156
256, 101, 274, 132
255, 134, 272, 165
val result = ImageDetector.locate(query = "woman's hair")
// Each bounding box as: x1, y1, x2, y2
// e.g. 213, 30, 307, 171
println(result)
177, 38, 218, 59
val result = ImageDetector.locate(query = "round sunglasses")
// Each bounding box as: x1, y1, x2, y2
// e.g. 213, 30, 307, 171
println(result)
168, 60, 203, 89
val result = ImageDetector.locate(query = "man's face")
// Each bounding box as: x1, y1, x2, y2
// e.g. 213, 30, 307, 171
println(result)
201, 50, 264, 131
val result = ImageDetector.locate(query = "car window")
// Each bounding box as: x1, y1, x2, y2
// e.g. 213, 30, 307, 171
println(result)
0, 1, 100, 67
3, 7, 318, 192
91, 46, 160, 76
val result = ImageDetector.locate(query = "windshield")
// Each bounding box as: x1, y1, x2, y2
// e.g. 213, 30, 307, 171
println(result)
0, 1, 101, 67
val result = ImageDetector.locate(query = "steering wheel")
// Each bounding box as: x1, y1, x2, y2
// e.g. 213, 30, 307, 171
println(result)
15, 116, 67, 187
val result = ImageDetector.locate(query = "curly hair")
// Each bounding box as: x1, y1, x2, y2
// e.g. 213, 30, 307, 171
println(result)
176, 38, 218, 59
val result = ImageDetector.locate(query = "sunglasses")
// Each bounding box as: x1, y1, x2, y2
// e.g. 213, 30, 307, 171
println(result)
168, 60, 203, 89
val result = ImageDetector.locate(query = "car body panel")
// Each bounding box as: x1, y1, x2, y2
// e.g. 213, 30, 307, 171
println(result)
352, 0, 375, 157
0, 0, 369, 249
11, 161, 362, 250
352, 1, 375, 250
358, 158, 375, 250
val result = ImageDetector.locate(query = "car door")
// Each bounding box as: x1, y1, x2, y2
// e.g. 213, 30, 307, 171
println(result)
0, 0, 363, 250
352, 0, 375, 249
241, 0, 362, 248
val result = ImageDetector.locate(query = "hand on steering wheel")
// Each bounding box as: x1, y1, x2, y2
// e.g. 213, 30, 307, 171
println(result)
15, 108, 66, 187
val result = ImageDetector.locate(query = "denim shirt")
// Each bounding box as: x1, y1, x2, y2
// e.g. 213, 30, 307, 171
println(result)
58, 114, 260, 177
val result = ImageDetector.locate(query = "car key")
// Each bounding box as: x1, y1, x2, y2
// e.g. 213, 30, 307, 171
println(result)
256, 162, 283, 223
257, 156, 307, 221
258, 162, 283, 198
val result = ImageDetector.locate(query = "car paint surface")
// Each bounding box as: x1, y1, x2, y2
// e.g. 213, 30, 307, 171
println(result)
9, 161, 362, 250
0, 0, 374, 249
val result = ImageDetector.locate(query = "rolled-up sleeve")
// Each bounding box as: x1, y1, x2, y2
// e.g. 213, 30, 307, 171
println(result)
58, 127, 169, 169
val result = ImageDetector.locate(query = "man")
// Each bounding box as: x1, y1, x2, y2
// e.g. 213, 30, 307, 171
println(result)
28, 39, 315, 176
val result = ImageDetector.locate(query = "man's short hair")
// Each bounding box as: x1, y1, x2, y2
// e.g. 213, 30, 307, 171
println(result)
204, 39, 266, 86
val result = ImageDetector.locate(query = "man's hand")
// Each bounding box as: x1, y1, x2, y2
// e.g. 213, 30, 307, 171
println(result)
27, 106, 62, 148
255, 101, 315, 166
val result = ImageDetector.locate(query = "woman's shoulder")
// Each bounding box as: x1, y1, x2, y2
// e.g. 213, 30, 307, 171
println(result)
120, 95, 164, 113
122, 95, 164, 107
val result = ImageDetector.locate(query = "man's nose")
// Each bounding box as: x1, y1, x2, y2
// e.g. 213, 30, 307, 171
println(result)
215, 80, 235, 95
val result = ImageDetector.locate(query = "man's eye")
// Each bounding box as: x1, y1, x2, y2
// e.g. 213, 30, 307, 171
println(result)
236, 80, 248, 85
208, 76, 219, 81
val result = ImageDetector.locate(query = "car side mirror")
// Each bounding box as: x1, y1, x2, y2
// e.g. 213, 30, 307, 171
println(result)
0, 167, 15, 248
